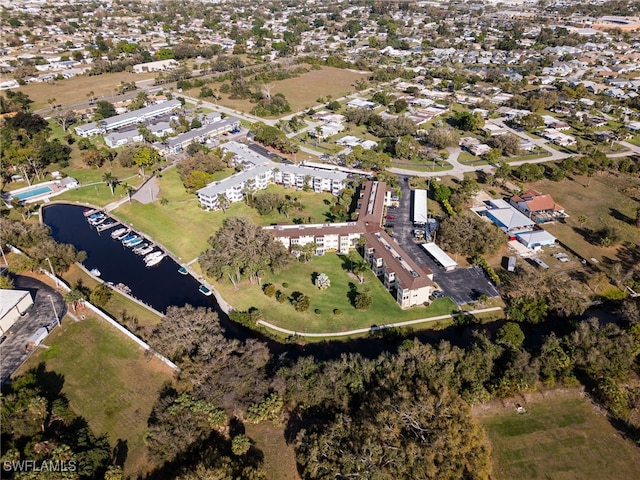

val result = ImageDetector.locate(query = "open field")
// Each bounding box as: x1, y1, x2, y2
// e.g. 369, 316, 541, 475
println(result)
212, 66, 368, 115
18, 315, 175, 477
245, 423, 300, 480
528, 173, 640, 266
477, 389, 640, 480
18, 71, 156, 110
214, 252, 457, 334
114, 168, 335, 261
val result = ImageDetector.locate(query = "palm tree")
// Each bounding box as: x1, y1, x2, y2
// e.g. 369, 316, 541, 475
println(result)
217, 193, 230, 213
353, 260, 369, 284
121, 183, 135, 203
102, 172, 119, 196
64, 288, 85, 312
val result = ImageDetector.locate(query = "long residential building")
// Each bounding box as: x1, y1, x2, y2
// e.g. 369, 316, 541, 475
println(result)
263, 180, 435, 309
196, 141, 350, 210
74, 99, 182, 137
156, 116, 240, 154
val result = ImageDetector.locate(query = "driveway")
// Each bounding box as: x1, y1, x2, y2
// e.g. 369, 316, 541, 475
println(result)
390, 175, 500, 305
1, 275, 67, 384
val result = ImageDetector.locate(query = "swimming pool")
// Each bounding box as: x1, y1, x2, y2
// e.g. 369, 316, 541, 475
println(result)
12, 185, 53, 200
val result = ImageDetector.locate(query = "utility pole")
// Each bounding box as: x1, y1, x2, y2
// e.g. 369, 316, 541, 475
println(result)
48, 294, 60, 327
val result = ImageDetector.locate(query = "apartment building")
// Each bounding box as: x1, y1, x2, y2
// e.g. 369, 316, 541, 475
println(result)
75, 100, 182, 137
262, 180, 435, 309
196, 141, 349, 210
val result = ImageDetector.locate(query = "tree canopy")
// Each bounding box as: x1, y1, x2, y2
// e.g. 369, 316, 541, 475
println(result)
200, 216, 291, 287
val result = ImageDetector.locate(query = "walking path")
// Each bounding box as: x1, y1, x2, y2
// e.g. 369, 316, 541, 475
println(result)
256, 306, 502, 338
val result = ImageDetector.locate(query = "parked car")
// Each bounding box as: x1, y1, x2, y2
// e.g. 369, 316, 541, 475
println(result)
432, 290, 445, 299
385, 215, 395, 220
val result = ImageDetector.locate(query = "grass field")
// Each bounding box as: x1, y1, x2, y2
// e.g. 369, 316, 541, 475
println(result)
211, 66, 368, 115
214, 252, 457, 334
18, 71, 156, 110
245, 423, 300, 480
478, 390, 640, 480
18, 316, 175, 477
114, 168, 336, 261
62, 264, 162, 327
528, 173, 640, 266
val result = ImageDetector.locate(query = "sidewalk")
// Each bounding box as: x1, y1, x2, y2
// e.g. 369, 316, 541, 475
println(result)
256, 306, 502, 338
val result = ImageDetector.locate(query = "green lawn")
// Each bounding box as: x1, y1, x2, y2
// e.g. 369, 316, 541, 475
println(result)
114, 168, 336, 261
529, 174, 640, 266
479, 392, 640, 480
504, 150, 552, 163
19, 316, 175, 478
62, 264, 162, 327
214, 252, 457, 334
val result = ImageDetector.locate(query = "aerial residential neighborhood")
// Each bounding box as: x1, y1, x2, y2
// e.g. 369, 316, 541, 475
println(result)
1, 0, 640, 479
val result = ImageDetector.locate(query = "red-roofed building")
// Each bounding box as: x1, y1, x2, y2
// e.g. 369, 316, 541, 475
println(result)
510, 189, 565, 221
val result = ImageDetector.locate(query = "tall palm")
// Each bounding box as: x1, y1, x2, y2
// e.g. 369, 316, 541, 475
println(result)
102, 172, 119, 196
353, 260, 369, 284
217, 193, 229, 213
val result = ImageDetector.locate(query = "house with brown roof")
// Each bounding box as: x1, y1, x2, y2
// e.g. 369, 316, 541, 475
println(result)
510, 189, 565, 221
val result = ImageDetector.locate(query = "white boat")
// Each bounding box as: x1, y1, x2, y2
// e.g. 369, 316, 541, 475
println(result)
136, 245, 154, 256
89, 268, 101, 277
113, 229, 131, 240
90, 216, 107, 225
122, 235, 141, 246
111, 227, 127, 238
83, 208, 97, 217
97, 221, 118, 232
145, 254, 166, 267
144, 251, 163, 262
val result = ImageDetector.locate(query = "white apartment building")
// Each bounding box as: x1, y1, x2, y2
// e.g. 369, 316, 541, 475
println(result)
196, 142, 349, 210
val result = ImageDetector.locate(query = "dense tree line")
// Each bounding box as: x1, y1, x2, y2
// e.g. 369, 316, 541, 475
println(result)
1, 218, 86, 274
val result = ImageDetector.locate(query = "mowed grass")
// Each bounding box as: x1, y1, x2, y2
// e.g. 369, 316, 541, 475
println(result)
479, 393, 640, 480
213, 66, 368, 115
245, 423, 300, 480
18, 71, 156, 110
114, 168, 335, 261
19, 316, 175, 477
528, 173, 640, 265
62, 264, 162, 327
214, 252, 457, 334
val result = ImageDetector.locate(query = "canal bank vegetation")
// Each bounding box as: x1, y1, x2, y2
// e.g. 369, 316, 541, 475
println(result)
62, 264, 162, 328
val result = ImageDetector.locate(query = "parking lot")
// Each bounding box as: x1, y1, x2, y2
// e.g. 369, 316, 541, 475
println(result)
390, 175, 500, 305
1, 275, 66, 384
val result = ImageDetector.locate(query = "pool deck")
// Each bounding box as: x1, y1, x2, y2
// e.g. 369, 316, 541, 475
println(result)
4, 181, 71, 204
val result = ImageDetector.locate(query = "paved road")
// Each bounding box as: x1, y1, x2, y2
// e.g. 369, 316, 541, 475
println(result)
391, 175, 500, 305
1, 275, 66, 384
